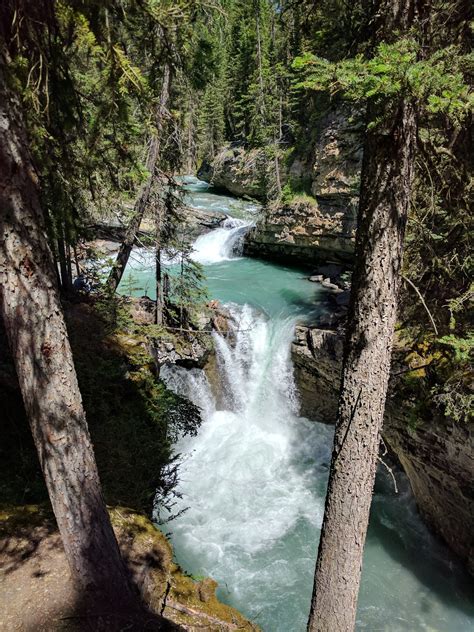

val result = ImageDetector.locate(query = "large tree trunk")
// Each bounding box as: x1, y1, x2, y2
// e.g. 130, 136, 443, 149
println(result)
155, 201, 164, 325
307, 101, 417, 632
0, 54, 134, 606
306, 12, 418, 629
107, 64, 171, 292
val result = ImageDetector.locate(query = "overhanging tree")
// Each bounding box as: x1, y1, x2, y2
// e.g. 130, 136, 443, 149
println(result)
0, 33, 134, 607
294, 2, 472, 630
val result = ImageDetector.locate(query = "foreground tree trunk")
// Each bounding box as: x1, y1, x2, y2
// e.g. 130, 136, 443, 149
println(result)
107, 64, 171, 292
307, 5, 419, 626
307, 100, 417, 632
0, 54, 134, 606
155, 198, 164, 325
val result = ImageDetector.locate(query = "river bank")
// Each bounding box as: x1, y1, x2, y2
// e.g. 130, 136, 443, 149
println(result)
119, 177, 474, 631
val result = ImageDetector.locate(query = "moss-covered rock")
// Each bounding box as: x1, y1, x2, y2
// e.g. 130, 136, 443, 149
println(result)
112, 508, 261, 630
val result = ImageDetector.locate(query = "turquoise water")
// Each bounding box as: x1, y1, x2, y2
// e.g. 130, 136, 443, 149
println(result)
124, 251, 324, 322
124, 178, 474, 632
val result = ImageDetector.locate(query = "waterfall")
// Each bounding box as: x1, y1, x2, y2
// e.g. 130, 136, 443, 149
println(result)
130, 181, 474, 632
159, 304, 333, 630
191, 218, 252, 264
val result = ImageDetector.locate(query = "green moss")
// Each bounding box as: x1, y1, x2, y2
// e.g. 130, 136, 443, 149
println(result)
281, 174, 316, 204
0, 504, 54, 537
394, 328, 473, 426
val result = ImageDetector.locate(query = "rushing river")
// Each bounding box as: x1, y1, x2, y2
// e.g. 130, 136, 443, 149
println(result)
123, 177, 474, 632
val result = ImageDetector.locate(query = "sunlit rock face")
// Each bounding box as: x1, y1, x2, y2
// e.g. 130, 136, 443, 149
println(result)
244, 197, 357, 265
243, 106, 362, 265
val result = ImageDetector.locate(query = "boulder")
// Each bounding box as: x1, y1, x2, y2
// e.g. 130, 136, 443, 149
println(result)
321, 279, 343, 293
198, 147, 266, 199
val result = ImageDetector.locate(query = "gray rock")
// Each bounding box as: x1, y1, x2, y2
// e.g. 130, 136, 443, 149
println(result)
321, 279, 343, 293
198, 147, 266, 199
292, 325, 474, 575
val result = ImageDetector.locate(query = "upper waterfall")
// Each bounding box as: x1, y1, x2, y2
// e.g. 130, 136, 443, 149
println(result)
191, 218, 252, 264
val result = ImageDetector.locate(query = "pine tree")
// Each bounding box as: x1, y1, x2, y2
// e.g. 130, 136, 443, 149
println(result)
0, 5, 134, 604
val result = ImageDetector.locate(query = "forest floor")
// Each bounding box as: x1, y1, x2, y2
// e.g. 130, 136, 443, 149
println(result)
0, 506, 175, 631
0, 505, 258, 632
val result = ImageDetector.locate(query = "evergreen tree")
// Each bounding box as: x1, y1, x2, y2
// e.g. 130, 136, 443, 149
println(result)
293, 2, 472, 629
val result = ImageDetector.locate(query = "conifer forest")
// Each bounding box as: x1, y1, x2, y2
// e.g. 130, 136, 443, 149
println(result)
0, 1, 472, 631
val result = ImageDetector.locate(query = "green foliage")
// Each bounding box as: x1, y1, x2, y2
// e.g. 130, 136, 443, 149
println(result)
93, 292, 134, 333
438, 333, 474, 364
169, 248, 209, 327
4, 0, 223, 260
293, 40, 472, 125
432, 383, 473, 424
281, 174, 315, 204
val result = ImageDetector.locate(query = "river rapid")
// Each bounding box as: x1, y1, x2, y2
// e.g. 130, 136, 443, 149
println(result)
123, 177, 474, 632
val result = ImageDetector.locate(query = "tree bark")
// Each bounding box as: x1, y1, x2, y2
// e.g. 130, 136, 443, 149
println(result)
107, 64, 171, 292
307, 64, 418, 632
155, 200, 164, 325
0, 54, 134, 606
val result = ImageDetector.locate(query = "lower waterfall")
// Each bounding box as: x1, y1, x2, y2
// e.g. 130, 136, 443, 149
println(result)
160, 304, 334, 631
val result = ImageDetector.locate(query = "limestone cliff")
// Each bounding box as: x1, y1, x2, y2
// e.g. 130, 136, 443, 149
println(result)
245, 108, 361, 264
243, 197, 356, 265
292, 325, 474, 574
200, 107, 362, 265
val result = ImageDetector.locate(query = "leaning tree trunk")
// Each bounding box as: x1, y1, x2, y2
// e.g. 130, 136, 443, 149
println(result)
306, 95, 417, 632
0, 55, 134, 606
155, 199, 164, 325
107, 64, 170, 292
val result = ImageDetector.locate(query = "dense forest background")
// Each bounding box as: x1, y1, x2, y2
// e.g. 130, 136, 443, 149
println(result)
6, 0, 472, 428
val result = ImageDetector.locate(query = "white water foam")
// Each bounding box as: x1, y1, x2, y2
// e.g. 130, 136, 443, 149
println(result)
122, 218, 252, 272
159, 304, 329, 628
191, 218, 252, 264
